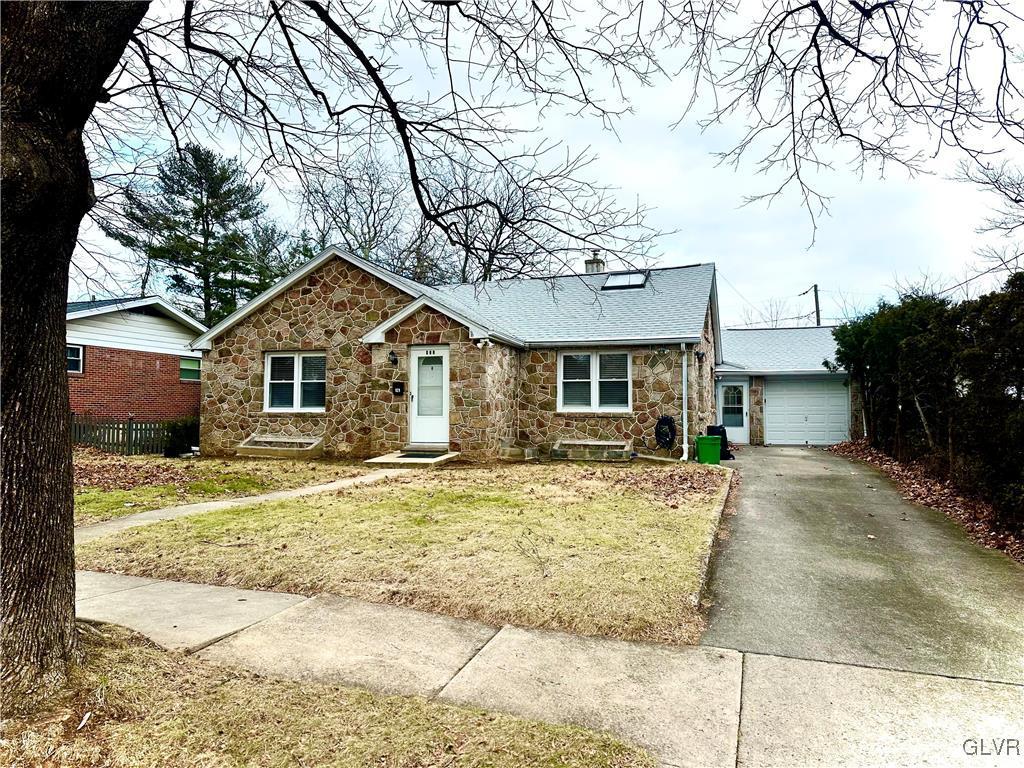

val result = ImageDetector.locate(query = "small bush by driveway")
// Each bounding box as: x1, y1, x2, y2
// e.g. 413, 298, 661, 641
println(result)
78, 462, 729, 644
73, 448, 367, 525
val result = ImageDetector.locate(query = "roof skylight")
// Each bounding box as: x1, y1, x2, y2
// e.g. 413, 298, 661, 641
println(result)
601, 271, 648, 290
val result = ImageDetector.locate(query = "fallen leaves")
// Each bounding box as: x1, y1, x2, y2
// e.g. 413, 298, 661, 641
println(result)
74, 448, 200, 491
828, 441, 1023, 565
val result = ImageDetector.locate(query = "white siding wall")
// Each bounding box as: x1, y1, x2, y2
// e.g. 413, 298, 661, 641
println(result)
66, 311, 201, 358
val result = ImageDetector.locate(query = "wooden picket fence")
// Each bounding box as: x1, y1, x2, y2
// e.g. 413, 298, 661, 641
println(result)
71, 416, 168, 455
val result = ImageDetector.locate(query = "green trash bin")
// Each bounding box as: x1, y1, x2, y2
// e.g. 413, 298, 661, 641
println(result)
695, 435, 721, 465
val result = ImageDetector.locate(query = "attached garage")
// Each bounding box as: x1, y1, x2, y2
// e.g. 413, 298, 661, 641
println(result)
764, 377, 849, 445
718, 326, 859, 446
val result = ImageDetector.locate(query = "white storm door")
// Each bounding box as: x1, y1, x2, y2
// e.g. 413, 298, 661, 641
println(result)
409, 346, 450, 444
719, 381, 750, 444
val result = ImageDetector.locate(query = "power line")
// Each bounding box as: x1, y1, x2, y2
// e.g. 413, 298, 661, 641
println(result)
727, 311, 816, 328
718, 271, 769, 323
936, 262, 1017, 296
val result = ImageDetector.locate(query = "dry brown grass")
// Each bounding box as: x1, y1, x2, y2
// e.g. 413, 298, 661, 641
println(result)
78, 461, 729, 644
74, 448, 367, 525
0, 624, 652, 767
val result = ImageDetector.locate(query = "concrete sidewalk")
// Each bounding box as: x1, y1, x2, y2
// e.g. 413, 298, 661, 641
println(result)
75, 467, 410, 544
76, 570, 1023, 768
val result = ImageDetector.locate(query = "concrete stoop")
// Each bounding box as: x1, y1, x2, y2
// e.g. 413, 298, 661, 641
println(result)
236, 434, 324, 459
364, 450, 460, 468
550, 439, 632, 462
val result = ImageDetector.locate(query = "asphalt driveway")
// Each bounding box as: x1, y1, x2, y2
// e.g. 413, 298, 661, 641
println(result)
702, 446, 1024, 684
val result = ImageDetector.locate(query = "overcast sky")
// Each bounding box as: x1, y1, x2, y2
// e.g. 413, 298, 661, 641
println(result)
539, 83, 1001, 327
71, 3, 1016, 329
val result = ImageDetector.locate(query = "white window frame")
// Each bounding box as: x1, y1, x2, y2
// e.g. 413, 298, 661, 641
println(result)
66, 344, 84, 374
263, 352, 327, 413
557, 350, 632, 413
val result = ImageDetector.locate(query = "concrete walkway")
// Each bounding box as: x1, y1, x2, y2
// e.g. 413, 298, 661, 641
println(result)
75, 468, 410, 544
76, 570, 1023, 768
702, 447, 1024, 685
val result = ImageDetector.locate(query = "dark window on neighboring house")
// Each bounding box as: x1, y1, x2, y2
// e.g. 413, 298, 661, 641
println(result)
180, 357, 201, 381
66, 345, 83, 373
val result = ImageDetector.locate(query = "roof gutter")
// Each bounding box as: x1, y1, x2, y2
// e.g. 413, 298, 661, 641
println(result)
525, 336, 701, 349
715, 368, 847, 377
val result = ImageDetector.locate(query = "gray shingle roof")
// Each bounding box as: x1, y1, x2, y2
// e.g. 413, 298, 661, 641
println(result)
719, 326, 840, 372
66, 297, 143, 314
433, 264, 716, 344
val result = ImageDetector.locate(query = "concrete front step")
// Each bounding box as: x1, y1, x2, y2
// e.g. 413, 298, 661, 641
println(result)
364, 450, 461, 468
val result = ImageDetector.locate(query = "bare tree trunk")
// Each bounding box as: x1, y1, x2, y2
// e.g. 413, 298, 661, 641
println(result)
913, 393, 935, 452
1, 1, 148, 712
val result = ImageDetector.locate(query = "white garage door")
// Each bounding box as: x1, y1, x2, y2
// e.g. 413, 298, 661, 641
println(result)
765, 378, 850, 445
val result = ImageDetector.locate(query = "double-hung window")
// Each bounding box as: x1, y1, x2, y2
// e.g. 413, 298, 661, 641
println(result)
264, 352, 327, 412
66, 345, 84, 374
558, 351, 631, 412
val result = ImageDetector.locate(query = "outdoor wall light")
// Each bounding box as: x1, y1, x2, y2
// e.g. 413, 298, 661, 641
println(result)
695, 350, 706, 362
388, 350, 399, 366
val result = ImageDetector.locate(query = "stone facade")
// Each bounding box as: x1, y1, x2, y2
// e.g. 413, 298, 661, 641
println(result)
200, 254, 719, 461
201, 259, 412, 457
748, 375, 765, 445
369, 307, 517, 460
518, 347, 686, 454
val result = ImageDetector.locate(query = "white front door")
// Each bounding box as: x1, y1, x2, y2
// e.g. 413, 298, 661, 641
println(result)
718, 381, 750, 444
409, 346, 450, 445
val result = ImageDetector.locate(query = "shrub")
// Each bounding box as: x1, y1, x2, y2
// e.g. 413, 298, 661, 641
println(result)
833, 273, 1023, 537
163, 417, 200, 458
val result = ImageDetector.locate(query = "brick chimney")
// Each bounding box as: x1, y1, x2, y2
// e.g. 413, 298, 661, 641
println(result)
584, 249, 605, 274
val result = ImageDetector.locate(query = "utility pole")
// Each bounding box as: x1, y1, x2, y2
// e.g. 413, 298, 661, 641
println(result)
800, 283, 821, 326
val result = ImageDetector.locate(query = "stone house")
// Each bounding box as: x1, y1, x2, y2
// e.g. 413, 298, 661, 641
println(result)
190, 248, 722, 461
191, 248, 858, 460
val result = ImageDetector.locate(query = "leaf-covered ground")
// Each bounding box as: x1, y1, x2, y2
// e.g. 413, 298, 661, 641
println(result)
0, 624, 652, 768
828, 441, 1023, 564
78, 461, 730, 644
74, 448, 367, 526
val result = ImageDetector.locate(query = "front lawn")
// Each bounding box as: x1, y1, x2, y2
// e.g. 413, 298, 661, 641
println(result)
74, 448, 367, 526
78, 462, 729, 644
0, 625, 651, 768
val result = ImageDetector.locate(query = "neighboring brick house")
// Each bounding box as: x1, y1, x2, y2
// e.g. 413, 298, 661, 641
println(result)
191, 249, 724, 460
66, 297, 208, 421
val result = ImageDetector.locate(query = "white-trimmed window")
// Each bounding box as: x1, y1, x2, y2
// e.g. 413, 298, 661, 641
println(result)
264, 352, 327, 412
557, 351, 631, 412
66, 345, 83, 373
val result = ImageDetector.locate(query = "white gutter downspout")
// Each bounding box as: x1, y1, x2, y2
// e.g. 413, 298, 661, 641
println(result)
680, 343, 689, 461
